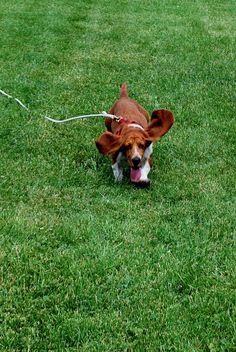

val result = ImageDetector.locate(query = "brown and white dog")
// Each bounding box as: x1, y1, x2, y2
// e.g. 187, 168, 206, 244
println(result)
96, 83, 175, 186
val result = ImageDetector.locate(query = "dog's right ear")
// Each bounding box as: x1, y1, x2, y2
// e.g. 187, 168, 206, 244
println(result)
95, 132, 122, 155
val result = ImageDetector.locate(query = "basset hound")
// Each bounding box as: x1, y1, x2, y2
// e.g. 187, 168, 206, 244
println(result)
96, 83, 175, 187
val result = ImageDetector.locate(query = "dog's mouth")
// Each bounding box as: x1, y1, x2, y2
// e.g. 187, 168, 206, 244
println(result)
130, 168, 142, 182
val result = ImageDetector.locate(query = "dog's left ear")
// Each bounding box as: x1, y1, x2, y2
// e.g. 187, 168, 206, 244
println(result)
145, 109, 175, 141
95, 131, 122, 155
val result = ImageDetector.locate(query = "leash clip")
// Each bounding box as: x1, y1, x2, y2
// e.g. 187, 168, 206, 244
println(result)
115, 116, 126, 123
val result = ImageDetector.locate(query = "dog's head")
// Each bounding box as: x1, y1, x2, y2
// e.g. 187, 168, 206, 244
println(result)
96, 109, 175, 170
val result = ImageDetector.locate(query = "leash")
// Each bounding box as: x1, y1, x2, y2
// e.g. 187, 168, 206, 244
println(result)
0, 88, 122, 123
0, 89, 30, 111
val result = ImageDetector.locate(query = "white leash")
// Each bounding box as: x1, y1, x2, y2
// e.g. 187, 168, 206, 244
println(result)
44, 112, 116, 123
0, 88, 119, 123
0, 89, 30, 111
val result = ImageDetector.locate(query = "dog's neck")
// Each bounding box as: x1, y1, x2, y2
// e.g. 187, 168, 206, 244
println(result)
115, 121, 144, 136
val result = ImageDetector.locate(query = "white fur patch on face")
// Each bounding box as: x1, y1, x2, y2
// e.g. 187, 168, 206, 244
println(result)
139, 143, 153, 181
143, 143, 153, 161
132, 145, 141, 160
140, 159, 151, 181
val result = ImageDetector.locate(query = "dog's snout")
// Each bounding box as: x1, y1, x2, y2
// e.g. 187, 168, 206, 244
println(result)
132, 156, 141, 167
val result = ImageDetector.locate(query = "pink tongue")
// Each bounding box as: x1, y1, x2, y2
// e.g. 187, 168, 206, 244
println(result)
130, 168, 142, 182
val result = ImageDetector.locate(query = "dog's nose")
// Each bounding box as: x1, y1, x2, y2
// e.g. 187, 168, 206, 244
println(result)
132, 156, 141, 167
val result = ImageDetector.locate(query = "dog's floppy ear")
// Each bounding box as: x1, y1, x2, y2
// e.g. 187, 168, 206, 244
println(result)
95, 131, 122, 155
145, 109, 175, 141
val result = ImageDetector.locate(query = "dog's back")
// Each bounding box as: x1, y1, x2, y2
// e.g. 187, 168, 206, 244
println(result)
106, 84, 150, 133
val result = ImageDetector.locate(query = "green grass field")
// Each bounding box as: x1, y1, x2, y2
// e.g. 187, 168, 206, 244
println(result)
0, 0, 235, 351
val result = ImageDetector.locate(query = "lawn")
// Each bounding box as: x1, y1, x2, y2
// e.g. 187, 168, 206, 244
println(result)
0, 0, 235, 351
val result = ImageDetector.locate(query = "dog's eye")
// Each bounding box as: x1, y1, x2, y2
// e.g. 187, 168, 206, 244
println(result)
138, 143, 145, 149
125, 144, 132, 150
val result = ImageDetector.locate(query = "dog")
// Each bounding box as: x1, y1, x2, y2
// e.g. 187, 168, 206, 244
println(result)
96, 83, 175, 186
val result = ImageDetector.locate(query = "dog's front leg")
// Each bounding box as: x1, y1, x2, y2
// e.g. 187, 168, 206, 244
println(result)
112, 152, 123, 182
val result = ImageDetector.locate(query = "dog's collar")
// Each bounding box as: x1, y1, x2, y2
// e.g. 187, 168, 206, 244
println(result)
115, 117, 144, 136
128, 123, 144, 131
117, 117, 144, 129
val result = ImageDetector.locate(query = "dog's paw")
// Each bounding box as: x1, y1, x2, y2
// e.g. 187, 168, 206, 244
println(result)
114, 172, 123, 182
112, 163, 123, 182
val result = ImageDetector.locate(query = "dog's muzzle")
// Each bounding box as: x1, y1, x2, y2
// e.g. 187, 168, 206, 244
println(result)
131, 156, 141, 169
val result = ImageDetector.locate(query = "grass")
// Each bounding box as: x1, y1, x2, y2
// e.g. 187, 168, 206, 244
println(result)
0, 0, 235, 351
